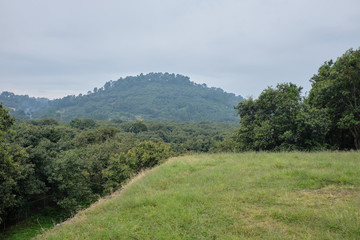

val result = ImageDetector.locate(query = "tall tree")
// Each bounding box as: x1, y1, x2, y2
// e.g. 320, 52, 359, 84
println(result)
235, 83, 330, 151
0, 104, 29, 224
235, 83, 303, 151
308, 48, 360, 149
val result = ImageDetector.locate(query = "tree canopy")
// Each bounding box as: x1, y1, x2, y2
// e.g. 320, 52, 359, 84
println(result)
235, 83, 329, 151
235, 47, 360, 151
0, 114, 237, 225
308, 48, 360, 149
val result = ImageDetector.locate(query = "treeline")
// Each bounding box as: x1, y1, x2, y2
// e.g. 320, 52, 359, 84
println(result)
234, 48, 360, 151
0, 110, 236, 226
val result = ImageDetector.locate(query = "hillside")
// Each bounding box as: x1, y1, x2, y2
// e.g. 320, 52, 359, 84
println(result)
36, 152, 360, 240
0, 91, 49, 119
0, 73, 243, 122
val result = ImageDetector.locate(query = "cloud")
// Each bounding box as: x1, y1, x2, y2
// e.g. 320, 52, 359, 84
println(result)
1, 0, 359, 98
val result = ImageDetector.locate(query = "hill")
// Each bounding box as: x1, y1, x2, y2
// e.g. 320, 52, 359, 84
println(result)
0, 73, 243, 122
36, 152, 360, 240
0, 91, 49, 119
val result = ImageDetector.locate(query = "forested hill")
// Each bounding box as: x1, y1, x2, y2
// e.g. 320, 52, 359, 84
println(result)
0, 73, 243, 122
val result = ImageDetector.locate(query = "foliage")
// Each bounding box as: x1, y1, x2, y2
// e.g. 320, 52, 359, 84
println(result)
1, 118, 235, 228
235, 83, 330, 151
128, 120, 148, 133
46, 149, 98, 214
0, 105, 31, 224
69, 118, 96, 130
308, 48, 360, 149
102, 153, 133, 194
36, 118, 59, 126
294, 102, 330, 150
234, 48, 360, 151
72, 126, 117, 147
127, 141, 172, 171
0, 104, 14, 131
102, 141, 172, 194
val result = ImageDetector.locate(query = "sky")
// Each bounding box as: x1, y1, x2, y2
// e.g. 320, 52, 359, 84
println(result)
1, 0, 359, 99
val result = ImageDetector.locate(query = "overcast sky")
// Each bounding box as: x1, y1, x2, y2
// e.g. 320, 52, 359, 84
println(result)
1, 0, 359, 99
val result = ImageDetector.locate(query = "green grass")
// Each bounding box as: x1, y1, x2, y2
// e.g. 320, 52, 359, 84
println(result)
36, 152, 360, 239
1, 208, 63, 240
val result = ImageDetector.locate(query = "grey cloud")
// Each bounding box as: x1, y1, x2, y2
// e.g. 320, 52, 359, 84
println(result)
1, 0, 360, 99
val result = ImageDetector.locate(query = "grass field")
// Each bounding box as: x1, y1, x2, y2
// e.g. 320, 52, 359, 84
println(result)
35, 152, 360, 239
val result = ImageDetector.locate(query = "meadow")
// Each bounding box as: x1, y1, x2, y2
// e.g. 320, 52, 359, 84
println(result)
35, 152, 360, 240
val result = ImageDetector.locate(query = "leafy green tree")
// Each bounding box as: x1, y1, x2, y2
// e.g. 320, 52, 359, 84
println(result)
0, 105, 14, 132
73, 126, 117, 147
46, 149, 97, 215
37, 118, 59, 126
102, 153, 133, 193
235, 83, 330, 151
295, 102, 330, 150
182, 137, 214, 152
128, 121, 148, 133
126, 141, 172, 172
212, 132, 240, 152
70, 118, 96, 130
308, 48, 360, 149
235, 83, 303, 151
0, 105, 30, 224
80, 141, 122, 194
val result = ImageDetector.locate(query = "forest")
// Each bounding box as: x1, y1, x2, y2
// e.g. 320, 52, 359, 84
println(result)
0, 113, 237, 228
0, 47, 359, 236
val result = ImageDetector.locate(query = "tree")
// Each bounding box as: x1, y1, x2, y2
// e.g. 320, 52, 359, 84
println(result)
235, 83, 303, 151
129, 121, 148, 133
46, 149, 97, 215
126, 141, 172, 172
102, 153, 133, 194
70, 118, 96, 130
235, 83, 330, 151
0, 105, 29, 224
0, 104, 14, 132
37, 118, 59, 126
308, 48, 360, 149
295, 102, 330, 150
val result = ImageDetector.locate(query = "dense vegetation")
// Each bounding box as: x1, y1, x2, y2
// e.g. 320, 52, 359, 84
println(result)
0, 105, 237, 231
235, 48, 360, 151
36, 153, 360, 240
0, 73, 243, 122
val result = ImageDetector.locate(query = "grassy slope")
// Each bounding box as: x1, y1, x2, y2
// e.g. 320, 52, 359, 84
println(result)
36, 152, 360, 240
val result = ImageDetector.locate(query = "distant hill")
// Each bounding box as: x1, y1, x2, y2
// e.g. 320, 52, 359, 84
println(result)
0, 91, 49, 119
0, 73, 243, 122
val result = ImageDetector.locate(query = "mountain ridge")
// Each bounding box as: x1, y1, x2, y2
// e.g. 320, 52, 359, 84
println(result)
1, 72, 243, 122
